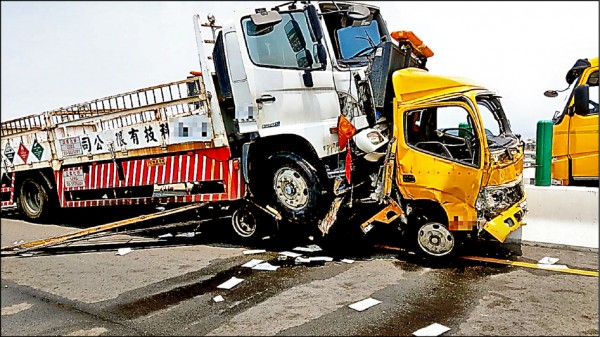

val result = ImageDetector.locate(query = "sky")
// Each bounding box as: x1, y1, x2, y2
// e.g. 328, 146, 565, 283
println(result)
1, 1, 598, 139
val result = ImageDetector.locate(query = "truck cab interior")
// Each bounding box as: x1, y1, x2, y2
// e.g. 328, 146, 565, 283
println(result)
404, 107, 480, 167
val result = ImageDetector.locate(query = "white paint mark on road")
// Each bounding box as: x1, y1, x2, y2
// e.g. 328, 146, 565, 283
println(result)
65, 327, 108, 336
1, 302, 33, 316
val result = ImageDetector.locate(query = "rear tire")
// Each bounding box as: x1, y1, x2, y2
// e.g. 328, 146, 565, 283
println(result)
18, 176, 55, 222
231, 205, 260, 241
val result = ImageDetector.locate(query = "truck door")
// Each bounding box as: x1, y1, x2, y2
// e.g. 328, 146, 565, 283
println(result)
236, 10, 340, 157
395, 102, 484, 229
569, 67, 599, 181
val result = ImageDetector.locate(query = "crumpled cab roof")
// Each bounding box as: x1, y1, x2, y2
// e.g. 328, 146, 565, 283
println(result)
392, 68, 484, 103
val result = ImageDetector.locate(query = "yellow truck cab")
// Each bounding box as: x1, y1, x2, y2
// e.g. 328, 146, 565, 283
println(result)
388, 68, 527, 257
317, 29, 527, 258
546, 57, 599, 186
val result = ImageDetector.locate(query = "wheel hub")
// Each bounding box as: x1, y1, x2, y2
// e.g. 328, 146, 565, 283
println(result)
232, 207, 257, 238
417, 222, 455, 257
23, 182, 42, 214
274, 168, 309, 210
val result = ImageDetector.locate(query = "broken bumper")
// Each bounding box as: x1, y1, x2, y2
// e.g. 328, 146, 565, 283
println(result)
482, 197, 527, 243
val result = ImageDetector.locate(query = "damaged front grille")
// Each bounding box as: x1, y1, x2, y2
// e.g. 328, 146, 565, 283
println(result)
475, 177, 525, 221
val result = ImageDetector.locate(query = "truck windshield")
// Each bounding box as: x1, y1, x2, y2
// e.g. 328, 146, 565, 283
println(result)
476, 95, 516, 149
242, 11, 321, 69
336, 20, 381, 59
586, 70, 599, 114
552, 70, 598, 123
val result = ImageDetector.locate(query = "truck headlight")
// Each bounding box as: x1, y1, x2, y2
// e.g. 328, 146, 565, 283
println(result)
354, 128, 388, 154
476, 177, 525, 220
367, 131, 384, 145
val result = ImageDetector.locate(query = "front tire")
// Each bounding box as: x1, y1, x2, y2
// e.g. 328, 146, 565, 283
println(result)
267, 151, 324, 223
415, 221, 457, 258
18, 176, 55, 222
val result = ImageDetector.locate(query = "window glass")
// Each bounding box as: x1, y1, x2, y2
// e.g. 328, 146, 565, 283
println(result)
586, 70, 598, 115
476, 101, 500, 137
336, 20, 381, 59
242, 12, 321, 69
405, 105, 478, 166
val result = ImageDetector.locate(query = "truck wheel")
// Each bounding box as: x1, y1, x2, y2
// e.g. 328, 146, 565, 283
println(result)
231, 205, 259, 240
18, 176, 55, 222
415, 222, 457, 258
268, 151, 323, 223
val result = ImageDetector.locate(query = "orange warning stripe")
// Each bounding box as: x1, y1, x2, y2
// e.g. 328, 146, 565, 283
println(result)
460, 256, 598, 277
373, 245, 598, 277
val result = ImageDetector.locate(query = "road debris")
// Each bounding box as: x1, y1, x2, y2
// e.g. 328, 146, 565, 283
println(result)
318, 196, 345, 235
213, 295, 224, 302
293, 256, 334, 265
217, 277, 244, 289
538, 256, 559, 265
1, 203, 207, 254
115, 248, 133, 256
241, 259, 264, 268
341, 259, 355, 264
348, 297, 381, 312
243, 249, 266, 255
412, 323, 451, 336
294, 257, 312, 264
175, 232, 195, 238
278, 251, 302, 258
293, 244, 323, 253
19, 253, 34, 258
308, 256, 333, 262
158, 233, 174, 238
251, 262, 280, 271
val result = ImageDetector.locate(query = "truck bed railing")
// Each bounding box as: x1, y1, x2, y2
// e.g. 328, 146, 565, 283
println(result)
1, 76, 206, 137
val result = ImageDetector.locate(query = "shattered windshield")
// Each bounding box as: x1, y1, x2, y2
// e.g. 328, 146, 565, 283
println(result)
476, 95, 516, 149
336, 20, 381, 60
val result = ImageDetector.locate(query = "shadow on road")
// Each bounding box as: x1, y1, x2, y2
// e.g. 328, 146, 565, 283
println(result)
1, 205, 518, 271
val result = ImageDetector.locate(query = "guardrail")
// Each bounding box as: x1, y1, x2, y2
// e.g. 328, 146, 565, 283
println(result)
522, 185, 598, 249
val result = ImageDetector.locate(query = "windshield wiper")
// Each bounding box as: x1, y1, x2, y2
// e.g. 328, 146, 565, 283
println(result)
363, 28, 376, 48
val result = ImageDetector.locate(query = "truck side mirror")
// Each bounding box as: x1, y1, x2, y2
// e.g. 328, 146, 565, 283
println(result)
284, 20, 306, 53
315, 44, 327, 70
296, 50, 314, 87
295, 49, 314, 68
251, 8, 282, 27
304, 5, 323, 41
304, 4, 328, 70
347, 5, 370, 20
573, 85, 590, 115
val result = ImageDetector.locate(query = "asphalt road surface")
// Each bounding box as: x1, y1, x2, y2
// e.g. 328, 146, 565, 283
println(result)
1, 207, 598, 336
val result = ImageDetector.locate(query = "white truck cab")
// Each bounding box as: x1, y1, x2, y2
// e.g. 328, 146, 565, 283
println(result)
201, 1, 423, 223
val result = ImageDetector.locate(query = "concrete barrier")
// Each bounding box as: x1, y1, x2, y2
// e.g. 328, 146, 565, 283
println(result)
522, 185, 598, 249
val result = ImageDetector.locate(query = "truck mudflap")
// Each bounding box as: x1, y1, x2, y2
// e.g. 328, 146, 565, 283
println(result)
482, 197, 527, 243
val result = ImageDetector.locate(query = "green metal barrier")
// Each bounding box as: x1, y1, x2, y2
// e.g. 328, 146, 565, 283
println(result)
458, 122, 472, 138
535, 120, 553, 186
